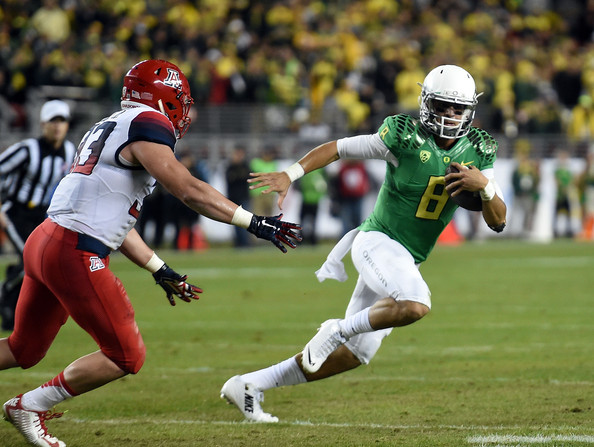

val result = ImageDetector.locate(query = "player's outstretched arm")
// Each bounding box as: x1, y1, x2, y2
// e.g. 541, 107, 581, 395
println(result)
249, 140, 340, 209
124, 140, 302, 252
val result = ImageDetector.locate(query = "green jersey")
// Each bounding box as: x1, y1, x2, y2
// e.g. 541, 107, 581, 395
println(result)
359, 114, 498, 263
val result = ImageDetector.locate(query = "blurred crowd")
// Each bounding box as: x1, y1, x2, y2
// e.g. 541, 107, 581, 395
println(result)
2, 0, 594, 139
506, 140, 594, 241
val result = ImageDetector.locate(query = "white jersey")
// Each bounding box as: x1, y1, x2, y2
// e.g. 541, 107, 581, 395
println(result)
48, 104, 177, 250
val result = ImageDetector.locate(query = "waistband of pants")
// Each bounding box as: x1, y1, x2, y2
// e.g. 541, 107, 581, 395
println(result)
43, 219, 112, 258
76, 233, 111, 258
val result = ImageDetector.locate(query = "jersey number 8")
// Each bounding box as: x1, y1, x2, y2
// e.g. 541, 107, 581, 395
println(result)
415, 176, 449, 220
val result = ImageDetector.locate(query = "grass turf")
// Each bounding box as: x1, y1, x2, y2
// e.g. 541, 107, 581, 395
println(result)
0, 239, 592, 446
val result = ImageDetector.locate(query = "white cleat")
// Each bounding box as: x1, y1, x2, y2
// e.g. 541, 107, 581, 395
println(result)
301, 319, 347, 374
3, 394, 66, 447
220, 375, 279, 423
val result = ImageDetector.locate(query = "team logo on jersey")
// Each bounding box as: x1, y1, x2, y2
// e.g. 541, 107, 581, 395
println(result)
420, 150, 431, 163
164, 68, 182, 89
89, 256, 106, 272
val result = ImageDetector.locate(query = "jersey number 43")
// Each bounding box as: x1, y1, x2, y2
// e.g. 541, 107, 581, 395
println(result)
72, 121, 117, 175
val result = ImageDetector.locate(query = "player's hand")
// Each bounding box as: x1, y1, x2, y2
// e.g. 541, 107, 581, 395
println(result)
152, 264, 203, 306
248, 171, 291, 209
247, 214, 302, 253
444, 162, 488, 196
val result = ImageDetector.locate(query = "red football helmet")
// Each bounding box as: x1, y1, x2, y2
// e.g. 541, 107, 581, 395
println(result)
121, 59, 194, 138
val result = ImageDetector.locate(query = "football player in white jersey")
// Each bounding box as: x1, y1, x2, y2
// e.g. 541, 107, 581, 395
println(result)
0, 59, 301, 447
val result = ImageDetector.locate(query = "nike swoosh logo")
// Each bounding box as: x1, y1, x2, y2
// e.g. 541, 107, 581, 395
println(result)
461, 161, 474, 166
307, 349, 315, 367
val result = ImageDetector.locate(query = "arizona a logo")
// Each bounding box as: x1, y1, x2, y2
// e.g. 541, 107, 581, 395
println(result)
164, 68, 182, 89
419, 150, 431, 163
89, 256, 105, 272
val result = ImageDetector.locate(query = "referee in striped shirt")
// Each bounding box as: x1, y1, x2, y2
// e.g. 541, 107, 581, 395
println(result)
0, 100, 76, 331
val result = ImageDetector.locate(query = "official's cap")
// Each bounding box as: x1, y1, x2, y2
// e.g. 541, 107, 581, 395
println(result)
40, 100, 71, 122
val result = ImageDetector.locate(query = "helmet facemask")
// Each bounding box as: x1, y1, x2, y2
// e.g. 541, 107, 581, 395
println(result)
420, 94, 476, 139
157, 91, 193, 139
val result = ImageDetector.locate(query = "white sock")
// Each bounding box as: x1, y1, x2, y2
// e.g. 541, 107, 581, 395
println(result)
338, 308, 373, 339
241, 357, 306, 391
21, 372, 75, 412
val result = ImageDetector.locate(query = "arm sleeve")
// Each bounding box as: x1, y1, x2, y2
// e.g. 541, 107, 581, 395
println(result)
336, 134, 398, 164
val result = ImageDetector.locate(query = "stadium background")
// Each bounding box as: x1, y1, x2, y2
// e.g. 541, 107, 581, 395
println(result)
1, 0, 593, 243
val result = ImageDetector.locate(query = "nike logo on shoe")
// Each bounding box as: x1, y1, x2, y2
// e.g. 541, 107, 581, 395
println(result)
244, 393, 254, 414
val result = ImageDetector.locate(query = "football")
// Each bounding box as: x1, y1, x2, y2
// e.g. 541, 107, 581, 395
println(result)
444, 164, 483, 211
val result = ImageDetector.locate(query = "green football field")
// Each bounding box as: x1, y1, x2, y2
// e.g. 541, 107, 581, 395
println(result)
0, 239, 592, 446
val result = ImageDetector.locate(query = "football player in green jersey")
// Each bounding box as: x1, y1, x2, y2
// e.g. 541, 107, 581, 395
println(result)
220, 65, 507, 422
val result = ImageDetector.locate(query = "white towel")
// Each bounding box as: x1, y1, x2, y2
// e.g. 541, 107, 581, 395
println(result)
315, 228, 360, 282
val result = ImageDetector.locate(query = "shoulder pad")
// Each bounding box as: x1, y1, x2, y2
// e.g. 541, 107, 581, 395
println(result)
130, 110, 177, 151
379, 114, 430, 152
466, 127, 498, 165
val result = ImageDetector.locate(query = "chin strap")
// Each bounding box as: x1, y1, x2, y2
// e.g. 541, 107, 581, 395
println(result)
157, 99, 167, 116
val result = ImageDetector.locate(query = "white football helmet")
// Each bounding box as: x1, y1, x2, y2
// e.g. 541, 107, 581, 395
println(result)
418, 65, 481, 139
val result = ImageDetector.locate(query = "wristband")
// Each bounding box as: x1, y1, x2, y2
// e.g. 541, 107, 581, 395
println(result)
231, 205, 254, 229
144, 252, 165, 273
480, 179, 496, 201
283, 162, 305, 183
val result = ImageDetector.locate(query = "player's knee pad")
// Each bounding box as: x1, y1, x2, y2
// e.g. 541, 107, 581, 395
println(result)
345, 327, 392, 365
103, 340, 146, 375
126, 345, 146, 375
8, 336, 48, 369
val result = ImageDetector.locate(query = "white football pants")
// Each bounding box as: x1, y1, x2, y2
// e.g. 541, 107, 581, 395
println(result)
344, 230, 431, 364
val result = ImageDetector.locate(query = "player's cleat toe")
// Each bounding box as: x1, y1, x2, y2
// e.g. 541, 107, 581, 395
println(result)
220, 375, 279, 423
301, 319, 347, 374
3, 394, 66, 447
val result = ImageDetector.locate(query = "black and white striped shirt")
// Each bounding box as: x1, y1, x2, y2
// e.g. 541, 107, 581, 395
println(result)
0, 137, 76, 210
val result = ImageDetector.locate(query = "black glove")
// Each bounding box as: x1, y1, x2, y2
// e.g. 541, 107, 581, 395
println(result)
152, 264, 203, 306
247, 214, 302, 253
